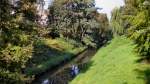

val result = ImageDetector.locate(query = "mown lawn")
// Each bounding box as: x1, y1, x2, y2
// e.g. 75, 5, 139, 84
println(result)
25, 38, 86, 76
70, 36, 150, 84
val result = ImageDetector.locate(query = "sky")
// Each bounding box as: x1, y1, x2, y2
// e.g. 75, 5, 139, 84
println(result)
95, 0, 124, 19
44, 0, 54, 9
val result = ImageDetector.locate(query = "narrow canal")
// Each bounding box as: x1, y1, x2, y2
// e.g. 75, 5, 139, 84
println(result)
32, 48, 97, 84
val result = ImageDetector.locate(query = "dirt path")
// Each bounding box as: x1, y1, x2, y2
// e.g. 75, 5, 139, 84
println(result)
32, 48, 97, 84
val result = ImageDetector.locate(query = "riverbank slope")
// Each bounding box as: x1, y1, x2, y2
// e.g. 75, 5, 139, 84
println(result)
24, 38, 86, 79
70, 36, 150, 84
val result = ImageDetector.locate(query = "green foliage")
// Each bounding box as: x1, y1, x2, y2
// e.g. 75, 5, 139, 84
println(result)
111, 21, 124, 36
0, 44, 33, 83
110, 8, 124, 36
0, 0, 37, 83
47, 0, 110, 47
110, 0, 150, 58
0, 0, 110, 83
127, 9, 150, 57
82, 36, 96, 48
0, 68, 23, 84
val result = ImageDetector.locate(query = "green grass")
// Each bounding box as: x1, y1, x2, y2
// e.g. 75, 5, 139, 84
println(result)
25, 38, 86, 76
70, 36, 150, 84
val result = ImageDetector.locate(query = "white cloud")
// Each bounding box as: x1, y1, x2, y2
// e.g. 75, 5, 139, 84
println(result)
95, 0, 124, 19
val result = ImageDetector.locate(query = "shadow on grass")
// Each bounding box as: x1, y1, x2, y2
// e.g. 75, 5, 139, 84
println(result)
144, 69, 150, 84
24, 42, 74, 77
135, 68, 150, 84
134, 55, 150, 84
78, 61, 94, 74
135, 57, 150, 84
77, 48, 96, 74
135, 57, 150, 64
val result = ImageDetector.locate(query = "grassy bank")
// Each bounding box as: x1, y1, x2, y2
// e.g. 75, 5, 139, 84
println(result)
70, 36, 150, 84
24, 38, 86, 76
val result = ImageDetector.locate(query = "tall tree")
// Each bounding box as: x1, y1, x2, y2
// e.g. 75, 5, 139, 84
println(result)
110, 0, 150, 58
47, 0, 110, 47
